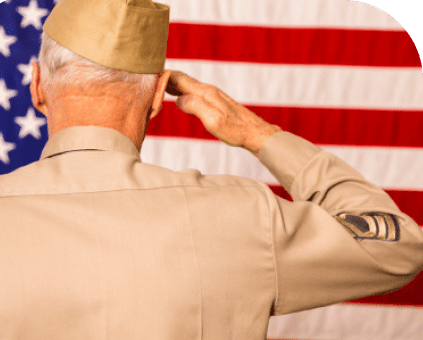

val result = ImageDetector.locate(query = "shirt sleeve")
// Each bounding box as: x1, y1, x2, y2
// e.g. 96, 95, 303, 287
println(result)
258, 131, 423, 316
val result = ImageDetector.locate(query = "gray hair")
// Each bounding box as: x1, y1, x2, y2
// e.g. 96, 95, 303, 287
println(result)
38, 32, 159, 101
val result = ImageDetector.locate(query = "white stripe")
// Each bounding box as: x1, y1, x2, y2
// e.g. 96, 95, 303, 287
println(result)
164, 60, 423, 110
267, 303, 423, 340
162, 0, 404, 30
322, 145, 423, 190
141, 137, 423, 191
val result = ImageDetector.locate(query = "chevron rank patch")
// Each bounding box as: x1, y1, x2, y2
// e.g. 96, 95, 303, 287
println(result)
335, 213, 400, 241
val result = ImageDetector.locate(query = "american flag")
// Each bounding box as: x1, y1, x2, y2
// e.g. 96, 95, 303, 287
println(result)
1, 0, 422, 339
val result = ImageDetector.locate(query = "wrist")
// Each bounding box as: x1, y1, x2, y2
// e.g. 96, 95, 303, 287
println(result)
247, 124, 283, 157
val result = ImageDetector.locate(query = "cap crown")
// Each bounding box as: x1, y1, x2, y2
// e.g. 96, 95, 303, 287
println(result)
43, 0, 170, 74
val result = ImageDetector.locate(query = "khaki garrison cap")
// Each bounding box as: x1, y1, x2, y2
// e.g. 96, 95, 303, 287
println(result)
43, 0, 170, 74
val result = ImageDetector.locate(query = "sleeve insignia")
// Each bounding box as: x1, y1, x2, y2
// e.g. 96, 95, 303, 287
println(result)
335, 213, 400, 241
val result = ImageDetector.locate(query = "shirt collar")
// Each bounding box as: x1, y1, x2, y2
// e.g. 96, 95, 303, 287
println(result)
40, 126, 141, 160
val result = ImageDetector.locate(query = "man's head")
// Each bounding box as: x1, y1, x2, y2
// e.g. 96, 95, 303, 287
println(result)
37, 32, 160, 105
31, 0, 171, 151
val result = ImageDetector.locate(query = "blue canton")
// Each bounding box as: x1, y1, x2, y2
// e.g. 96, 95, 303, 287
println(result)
0, 0, 58, 174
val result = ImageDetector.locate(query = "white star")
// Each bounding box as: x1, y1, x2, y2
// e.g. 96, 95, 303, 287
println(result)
0, 79, 18, 111
0, 26, 17, 57
17, 56, 37, 86
0, 132, 16, 165
17, 0, 49, 30
14, 108, 46, 139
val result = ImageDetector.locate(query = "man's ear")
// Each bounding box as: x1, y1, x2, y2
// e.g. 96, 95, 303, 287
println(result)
150, 69, 171, 119
30, 61, 48, 116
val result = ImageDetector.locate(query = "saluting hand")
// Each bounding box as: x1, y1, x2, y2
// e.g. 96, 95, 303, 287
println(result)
165, 71, 283, 157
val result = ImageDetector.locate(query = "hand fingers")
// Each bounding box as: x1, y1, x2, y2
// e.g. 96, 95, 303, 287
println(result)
176, 94, 205, 117
176, 94, 216, 125
166, 71, 205, 97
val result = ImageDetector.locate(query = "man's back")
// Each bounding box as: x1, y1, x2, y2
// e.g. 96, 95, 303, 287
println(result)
0, 126, 276, 339
1, 125, 423, 340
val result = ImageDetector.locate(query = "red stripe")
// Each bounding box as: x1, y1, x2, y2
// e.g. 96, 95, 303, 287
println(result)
148, 102, 423, 148
167, 23, 421, 67
385, 190, 423, 227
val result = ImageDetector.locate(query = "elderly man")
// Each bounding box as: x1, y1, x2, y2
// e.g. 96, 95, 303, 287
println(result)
0, 0, 422, 339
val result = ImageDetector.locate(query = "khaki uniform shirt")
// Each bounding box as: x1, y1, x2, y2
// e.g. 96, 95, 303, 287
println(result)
1, 125, 422, 340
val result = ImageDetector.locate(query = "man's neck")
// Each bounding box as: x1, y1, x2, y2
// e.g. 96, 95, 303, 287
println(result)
46, 95, 149, 152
